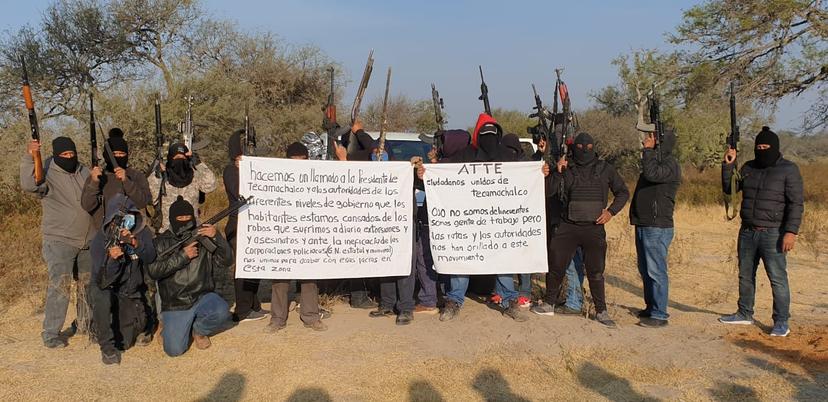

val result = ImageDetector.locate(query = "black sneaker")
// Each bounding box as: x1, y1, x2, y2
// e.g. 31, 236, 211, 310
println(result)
636, 309, 652, 318
638, 317, 668, 328
101, 348, 121, 365
351, 298, 379, 310
136, 332, 153, 346
595, 311, 617, 328
369, 307, 395, 318
439, 301, 460, 322
555, 305, 583, 315
396, 311, 413, 326
239, 310, 268, 323
503, 303, 529, 322
43, 337, 67, 349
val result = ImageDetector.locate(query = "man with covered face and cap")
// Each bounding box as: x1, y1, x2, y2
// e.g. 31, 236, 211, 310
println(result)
531, 132, 629, 327
720, 127, 803, 337
21, 137, 95, 348
149, 196, 233, 356
89, 194, 156, 365
629, 129, 681, 328
81, 130, 152, 230
223, 130, 268, 322
147, 142, 217, 233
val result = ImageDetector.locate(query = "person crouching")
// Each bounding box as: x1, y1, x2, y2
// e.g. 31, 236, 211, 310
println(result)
149, 196, 233, 356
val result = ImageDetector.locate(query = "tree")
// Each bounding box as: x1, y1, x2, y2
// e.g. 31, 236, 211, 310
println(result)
487, 108, 534, 138
362, 95, 433, 133
671, 0, 828, 130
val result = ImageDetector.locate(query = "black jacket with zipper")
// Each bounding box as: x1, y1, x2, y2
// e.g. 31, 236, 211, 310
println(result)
148, 229, 233, 312
630, 148, 681, 228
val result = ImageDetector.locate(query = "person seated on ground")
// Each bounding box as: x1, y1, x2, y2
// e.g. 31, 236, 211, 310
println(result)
265, 142, 328, 333
89, 194, 156, 365
148, 196, 233, 356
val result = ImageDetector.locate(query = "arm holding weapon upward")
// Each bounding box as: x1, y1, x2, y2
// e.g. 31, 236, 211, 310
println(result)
722, 81, 740, 220
20, 55, 44, 185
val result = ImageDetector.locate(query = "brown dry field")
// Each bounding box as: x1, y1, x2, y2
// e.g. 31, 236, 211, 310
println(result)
0, 204, 826, 401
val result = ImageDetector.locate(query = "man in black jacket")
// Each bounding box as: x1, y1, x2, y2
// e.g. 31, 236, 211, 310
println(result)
531, 133, 629, 327
629, 130, 681, 328
720, 127, 803, 337
89, 194, 155, 365
149, 197, 233, 356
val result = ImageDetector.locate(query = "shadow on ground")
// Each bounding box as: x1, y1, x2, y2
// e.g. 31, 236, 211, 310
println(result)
196, 370, 246, 402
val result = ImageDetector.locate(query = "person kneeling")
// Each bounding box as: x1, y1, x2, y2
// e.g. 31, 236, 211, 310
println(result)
149, 197, 233, 357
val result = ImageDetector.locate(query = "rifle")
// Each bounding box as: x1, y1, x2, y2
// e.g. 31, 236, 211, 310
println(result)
157, 195, 252, 259
431, 83, 445, 153
373, 67, 392, 161
348, 50, 374, 155
556, 68, 573, 162
322, 67, 338, 159
89, 93, 99, 167
20, 55, 44, 185
181, 95, 194, 151
478, 65, 492, 116
149, 96, 167, 230
528, 84, 551, 158
244, 104, 256, 156
724, 81, 740, 220
635, 85, 664, 155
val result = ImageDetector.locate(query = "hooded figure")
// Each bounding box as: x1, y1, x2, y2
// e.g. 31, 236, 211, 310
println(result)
753, 126, 781, 169
52, 136, 79, 173
165, 143, 194, 188
104, 136, 130, 172
501, 134, 525, 162
168, 195, 196, 235
341, 129, 374, 161
471, 114, 505, 162
438, 129, 474, 163
572, 133, 597, 166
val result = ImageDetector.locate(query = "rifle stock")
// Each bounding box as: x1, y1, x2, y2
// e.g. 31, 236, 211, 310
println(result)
20, 55, 44, 184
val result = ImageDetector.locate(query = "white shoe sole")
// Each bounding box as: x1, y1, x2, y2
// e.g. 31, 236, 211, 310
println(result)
770, 329, 790, 337
531, 310, 555, 316
718, 319, 753, 325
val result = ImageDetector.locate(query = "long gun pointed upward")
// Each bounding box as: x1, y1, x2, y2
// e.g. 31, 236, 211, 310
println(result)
20, 55, 44, 184
375, 67, 392, 161
478, 65, 492, 116
348, 49, 375, 155
90, 92, 99, 167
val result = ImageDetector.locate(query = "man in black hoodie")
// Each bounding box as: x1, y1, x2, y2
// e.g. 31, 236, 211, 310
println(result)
720, 127, 803, 337
531, 133, 629, 327
149, 197, 233, 356
629, 130, 681, 328
223, 130, 268, 322
89, 194, 156, 365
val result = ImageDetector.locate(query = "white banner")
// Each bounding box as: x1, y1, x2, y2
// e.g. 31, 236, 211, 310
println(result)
423, 161, 547, 274
235, 157, 414, 279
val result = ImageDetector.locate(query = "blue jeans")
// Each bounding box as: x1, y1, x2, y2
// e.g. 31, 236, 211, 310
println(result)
563, 248, 585, 310
634, 227, 674, 320
737, 227, 790, 322
518, 274, 531, 298
494, 275, 519, 308
160, 292, 230, 357
447, 276, 469, 306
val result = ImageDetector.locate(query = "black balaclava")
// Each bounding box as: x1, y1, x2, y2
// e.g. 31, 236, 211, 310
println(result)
104, 136, 129, 171
228, 130, 244, 162
754, 126, 781, 169
169, 195, 195, 235
501, 134, 524, 162
286, 142, 309, 159
166, 143, 194, 188
477, 123, 501, 161
52, 136, 78, 173
572, 132, 596, 165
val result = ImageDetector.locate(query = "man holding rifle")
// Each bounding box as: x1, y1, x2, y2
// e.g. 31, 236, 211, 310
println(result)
147, 142, 217, 232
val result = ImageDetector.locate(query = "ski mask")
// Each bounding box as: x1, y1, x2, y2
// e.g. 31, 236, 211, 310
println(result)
572, 133, 596, 165
754, 126, 781, 169
166, 143, 194, 187
52, 136, 78, 173
168, 196, 195, 235
477, 123, 501, 159
501, 134, 524, 162
104, 136, 129, 171
228, 130, 244, 162
441, 130, 471, 159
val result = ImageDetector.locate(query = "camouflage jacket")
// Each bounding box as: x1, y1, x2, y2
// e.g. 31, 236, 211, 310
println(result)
148, 162, 217, 232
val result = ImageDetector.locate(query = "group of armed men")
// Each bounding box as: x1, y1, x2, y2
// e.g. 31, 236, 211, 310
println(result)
22, 106, 804, 365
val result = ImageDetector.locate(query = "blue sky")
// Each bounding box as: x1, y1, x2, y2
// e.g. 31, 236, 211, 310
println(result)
1, 0, 815, 131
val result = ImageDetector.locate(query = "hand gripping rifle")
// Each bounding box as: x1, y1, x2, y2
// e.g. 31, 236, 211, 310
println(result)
348, 50, 374, 155
20, 55, 44, 185
724, 81, 740, 220
373, 67, 392, 161
478, 65, 492, 116
528, 84, 552, 159
157, 195, 252, 259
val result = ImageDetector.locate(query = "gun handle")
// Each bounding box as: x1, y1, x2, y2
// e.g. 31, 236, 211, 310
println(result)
33, 150, 44, 184
198, 237, 218, 254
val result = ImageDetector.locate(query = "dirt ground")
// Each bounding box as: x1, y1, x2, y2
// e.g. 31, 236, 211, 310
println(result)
0, 205, 826, 401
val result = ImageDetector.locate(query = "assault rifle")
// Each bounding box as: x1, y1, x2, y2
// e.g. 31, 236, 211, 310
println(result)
89, 93, 99, 167
20, 55, 44, 185
373, 67, 392, 161
322, 67, 338, 159
348, 50, 374, 155
181, 95, 194, 151
244, 104, 256, 156
555, 68, 575, 162
527, 84, 552, 157
149, 97, 167, 230
478, 65, 492, 116
157, 195, 252, 259
431, 83, 445, 153
724, 81, 740, 220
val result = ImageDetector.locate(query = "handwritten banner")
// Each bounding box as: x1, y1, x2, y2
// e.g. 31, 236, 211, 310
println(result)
235, 157, 414, 279
423, 161, 547, 274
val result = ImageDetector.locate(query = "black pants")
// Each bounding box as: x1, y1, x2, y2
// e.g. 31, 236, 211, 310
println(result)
378, 259, 416, 313
90, 285, 147, 352
545, 222, 608, 312
233, 278, 262, 319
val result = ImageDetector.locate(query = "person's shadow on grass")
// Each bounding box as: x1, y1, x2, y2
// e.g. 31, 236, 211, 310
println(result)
196, 370, 246, 402
472, 368, 529, 402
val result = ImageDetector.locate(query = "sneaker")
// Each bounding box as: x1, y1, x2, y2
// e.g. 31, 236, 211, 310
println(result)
101, 348, 121, 365
503, 303, 529, 322
351, 297, 378, 310
636, 309, 652, 318
638, 317, 668, 328
770, 321, 790, 337
369, 307, 395, 318
239, 310, 268, 322
396, 311, 414, 326
136, 332, 153, 346
304, 320, 328, 332
439, 301, 460, 322
556, 305, 582, 315
319, 307, 333, 320
193, 333, 211, 350
719, 312, 754, 325
595, 311, 617, 328
43, 337, 67, 349
530, 302, 556, 316
414, 304, 438, 314
517, 296, 531, 309
263, 321, 286, 334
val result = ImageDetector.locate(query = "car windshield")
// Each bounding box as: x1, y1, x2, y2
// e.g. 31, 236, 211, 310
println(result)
387, 140, 432, 163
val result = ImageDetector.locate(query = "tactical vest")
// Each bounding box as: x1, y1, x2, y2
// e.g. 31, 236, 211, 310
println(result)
566, 161, 607, 223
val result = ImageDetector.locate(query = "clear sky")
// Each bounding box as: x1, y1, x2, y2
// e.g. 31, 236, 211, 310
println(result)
1, 0, 816, 131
